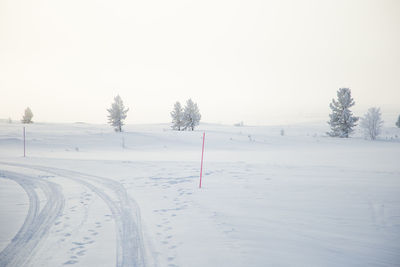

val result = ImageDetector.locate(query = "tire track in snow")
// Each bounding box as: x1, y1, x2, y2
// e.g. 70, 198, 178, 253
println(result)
0, 162, 147, 267
0, 170, 65, 267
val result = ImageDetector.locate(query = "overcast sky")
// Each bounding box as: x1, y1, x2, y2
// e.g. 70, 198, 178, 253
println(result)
1, 0, 399, 125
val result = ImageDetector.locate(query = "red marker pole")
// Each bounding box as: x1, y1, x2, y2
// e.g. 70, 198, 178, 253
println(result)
199, 132, 205, 188
23, 127, 26, 157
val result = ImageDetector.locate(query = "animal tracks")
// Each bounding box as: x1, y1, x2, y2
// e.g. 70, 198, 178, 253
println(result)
145, 173, 198, 267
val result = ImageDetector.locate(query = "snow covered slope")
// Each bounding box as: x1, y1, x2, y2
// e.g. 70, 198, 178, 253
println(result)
0, 122, 399, 266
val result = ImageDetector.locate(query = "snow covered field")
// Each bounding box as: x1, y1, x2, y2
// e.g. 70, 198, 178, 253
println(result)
0, 121, 399, 266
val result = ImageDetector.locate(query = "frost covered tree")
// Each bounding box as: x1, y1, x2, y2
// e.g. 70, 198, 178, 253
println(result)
107, 95, 129, 132
327, 88, 358, 137
183, 99, 201, 131
396, 115, 400, 128
360, 107, 383, 140
170, 101, 184, 131
21, 107, 33, 124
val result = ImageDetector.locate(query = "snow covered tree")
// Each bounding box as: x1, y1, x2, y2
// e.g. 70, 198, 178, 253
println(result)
107, 95, 129, 132
170, 101, 184, 131
396, 115, 400, 128
183, 99, 201, 131
360, 107, 383, 140
327, 88, 358, 138
21, 107, 33, 124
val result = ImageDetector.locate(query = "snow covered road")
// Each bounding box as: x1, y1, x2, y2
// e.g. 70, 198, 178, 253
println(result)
0, 162, 147, 267
0, 169, 64, 266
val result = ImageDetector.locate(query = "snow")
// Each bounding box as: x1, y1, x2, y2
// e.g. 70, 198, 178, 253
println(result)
0, 121, 400, 266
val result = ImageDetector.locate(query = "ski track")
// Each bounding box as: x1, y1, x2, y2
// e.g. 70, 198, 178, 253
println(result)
0, 170, 65, 267
0, 162, 146, 267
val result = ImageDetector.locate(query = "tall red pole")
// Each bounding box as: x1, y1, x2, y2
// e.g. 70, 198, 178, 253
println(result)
23, 127, 26, 157
199, 132, 205, 188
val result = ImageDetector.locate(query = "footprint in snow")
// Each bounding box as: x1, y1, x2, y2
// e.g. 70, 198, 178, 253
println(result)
76, 250, 86, 256
63, 260, 78, 265
70, 246, 84, 251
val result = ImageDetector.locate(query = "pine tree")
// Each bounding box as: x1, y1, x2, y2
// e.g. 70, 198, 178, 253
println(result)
107, 95, 129, 132
170, 101, 184, 131
360, 107, 384, 140
21, 107, 33, 124
327, 88, 358, 137
396, 115, 400, 128
183, 99, 201, 131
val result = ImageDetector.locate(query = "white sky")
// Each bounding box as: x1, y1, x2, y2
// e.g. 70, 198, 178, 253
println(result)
1, 0, 399, 125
